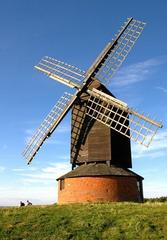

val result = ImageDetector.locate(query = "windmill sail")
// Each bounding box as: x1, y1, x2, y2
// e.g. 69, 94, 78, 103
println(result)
35, 56, 86, 89
22, 17, 163, 165
87, 89, 162, 147
86, 18, 146, 85
23, 92, 78, 164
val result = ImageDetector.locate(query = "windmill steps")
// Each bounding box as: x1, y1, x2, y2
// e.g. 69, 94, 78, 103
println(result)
57, 163, 143, 204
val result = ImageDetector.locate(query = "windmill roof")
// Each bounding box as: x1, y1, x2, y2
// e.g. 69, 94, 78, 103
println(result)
57, 163, 143, 180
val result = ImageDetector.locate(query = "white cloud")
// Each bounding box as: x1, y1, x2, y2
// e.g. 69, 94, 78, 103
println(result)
12, 167, 37, 172
0, 166, 5, 172
46, 138, 64, 145
25, 128, 34, 135
144, 181, 167, 198
0, 161, 71, 206
156, 86, 167, 95
0, 185, 56, 206
132, 129, 167, 159
42, 162, 70, 174
2, 144, 8, 150
112, 57, 162, 87
21, 172, 56, 181
56, 124, 70, 133
24, 122, 70, 145
19, 161, 70, 183
12, 168, 25, 172
49, 154, 70, 162
141, 168, 159, 176
132, 127, 167, 197
24, 128, 35, 143
133, 150, 166, 160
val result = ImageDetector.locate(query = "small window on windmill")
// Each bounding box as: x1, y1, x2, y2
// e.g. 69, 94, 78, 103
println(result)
137, 180, 140, 192
60, 179, 65, 190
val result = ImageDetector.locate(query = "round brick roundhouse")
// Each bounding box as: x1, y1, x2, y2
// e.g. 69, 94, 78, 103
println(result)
57, 163, 143, 204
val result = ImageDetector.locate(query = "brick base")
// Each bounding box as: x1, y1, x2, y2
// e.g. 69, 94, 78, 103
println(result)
57, 176, 141, 204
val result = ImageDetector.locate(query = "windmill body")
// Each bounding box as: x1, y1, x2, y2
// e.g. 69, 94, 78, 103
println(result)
59, 80, 141, 204
23, 18, 162, 204
71, 80, 132, 168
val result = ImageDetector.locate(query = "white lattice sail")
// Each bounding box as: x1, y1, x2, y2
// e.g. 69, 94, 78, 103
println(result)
35, 56, 86, 89
22, 17, 163, 165
86, 89, 162, 147
23, 92, 76, 164
87, 18, 146, 85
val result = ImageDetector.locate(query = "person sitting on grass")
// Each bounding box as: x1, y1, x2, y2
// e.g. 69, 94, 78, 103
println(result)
27, 200, 32, 206
20, 201, 25, 207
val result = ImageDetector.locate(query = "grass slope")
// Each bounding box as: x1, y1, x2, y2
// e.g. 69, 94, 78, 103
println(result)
0, 202, 167, 240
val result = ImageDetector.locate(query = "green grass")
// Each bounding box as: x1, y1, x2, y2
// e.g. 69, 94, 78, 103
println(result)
0, 202, 167, 240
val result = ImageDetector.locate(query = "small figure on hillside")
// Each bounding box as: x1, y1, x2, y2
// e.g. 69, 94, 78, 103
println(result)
20, 201, 25, 207
27, 200, 32, 206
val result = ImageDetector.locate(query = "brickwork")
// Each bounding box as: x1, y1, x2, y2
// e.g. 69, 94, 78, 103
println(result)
57, 176, 140, 204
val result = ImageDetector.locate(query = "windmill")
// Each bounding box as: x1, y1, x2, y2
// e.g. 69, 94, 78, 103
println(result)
23, 17, 162, 204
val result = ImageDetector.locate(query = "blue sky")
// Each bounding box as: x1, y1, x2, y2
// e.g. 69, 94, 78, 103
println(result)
0, 0, 167, 206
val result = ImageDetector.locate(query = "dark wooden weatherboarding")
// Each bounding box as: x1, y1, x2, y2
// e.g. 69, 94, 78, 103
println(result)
71, 80, 132, 168
23, 17, 162, 204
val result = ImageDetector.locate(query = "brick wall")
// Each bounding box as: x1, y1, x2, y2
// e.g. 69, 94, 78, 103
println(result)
57, 176, 140, 204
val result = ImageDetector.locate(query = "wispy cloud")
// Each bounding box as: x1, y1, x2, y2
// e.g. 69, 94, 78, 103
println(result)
49, 154, 70, 162
12, 167, 37, 172
144, 181, 167, 198
0, 166, 5, 172
56, 124, 70, 133
25, 129, 34, 135
12, 168, 25, 172
0, 185, 56, 206
112, 57, 163, 87
24, 123, 70, 145
24, 129, 64, 145
46, 138, 65, 145
1, 144, 8, 150
0, 160, 71, 205
156, 86, 167, 95
132, 129, 167, 159
18, 161, 70, 184
24, 128, 35, 143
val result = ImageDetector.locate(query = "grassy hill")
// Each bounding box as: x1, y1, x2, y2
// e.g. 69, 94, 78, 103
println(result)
0, 202, 167, 240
